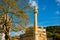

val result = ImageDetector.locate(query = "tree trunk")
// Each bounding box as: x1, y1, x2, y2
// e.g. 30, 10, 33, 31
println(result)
5, 32, 10, 40
5, 0, 11, 40
4, 13, 11, 40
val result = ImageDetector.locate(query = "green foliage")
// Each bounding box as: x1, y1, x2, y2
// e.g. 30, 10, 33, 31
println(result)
47, 32, 53, 37
46, 26, 60, 39
55, 33, 60, 39
46, 26, 60, 33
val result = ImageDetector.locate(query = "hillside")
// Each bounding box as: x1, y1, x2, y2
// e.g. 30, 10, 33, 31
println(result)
46, 26, 60, 40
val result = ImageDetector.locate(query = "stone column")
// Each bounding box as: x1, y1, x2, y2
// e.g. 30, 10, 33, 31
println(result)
34, 6, 38, 40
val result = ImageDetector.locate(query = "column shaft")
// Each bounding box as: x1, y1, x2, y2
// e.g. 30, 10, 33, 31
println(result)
34, 13, 38, 40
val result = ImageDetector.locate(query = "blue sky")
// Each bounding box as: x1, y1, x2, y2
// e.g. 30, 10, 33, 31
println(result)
28, 0, 60, 27
0, 0, 60, 27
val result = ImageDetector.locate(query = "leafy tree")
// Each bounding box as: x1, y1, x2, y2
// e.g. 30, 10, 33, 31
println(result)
0, 0, 32, 40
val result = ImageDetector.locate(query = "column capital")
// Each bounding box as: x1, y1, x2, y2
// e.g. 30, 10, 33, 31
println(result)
34, 6, 38, 14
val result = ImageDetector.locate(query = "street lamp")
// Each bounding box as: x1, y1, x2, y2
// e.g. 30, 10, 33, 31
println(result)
34, 6, 38, 40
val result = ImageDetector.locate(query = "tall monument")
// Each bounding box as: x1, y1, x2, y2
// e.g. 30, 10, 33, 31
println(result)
34, 6, 38, 40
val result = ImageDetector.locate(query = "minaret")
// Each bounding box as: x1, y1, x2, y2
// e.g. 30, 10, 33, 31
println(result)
34, 6, 38, 40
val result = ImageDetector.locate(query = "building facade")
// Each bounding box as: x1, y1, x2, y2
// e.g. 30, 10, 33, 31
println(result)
20, 27, 47, 40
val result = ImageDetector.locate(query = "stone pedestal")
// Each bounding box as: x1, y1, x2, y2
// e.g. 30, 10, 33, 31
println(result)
0, 33, 5, 40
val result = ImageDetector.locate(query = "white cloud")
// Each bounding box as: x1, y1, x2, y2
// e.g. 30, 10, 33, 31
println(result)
56, 0, 60, 3
10, 31, 25, 36
10, 32, 20, 36
31, 1, 37, 6
56, 0, 60, 6
29, 0, 38, 8
55, 11, 60, 14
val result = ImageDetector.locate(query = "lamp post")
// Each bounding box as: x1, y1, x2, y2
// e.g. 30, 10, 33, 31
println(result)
34, 6, 38, 40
